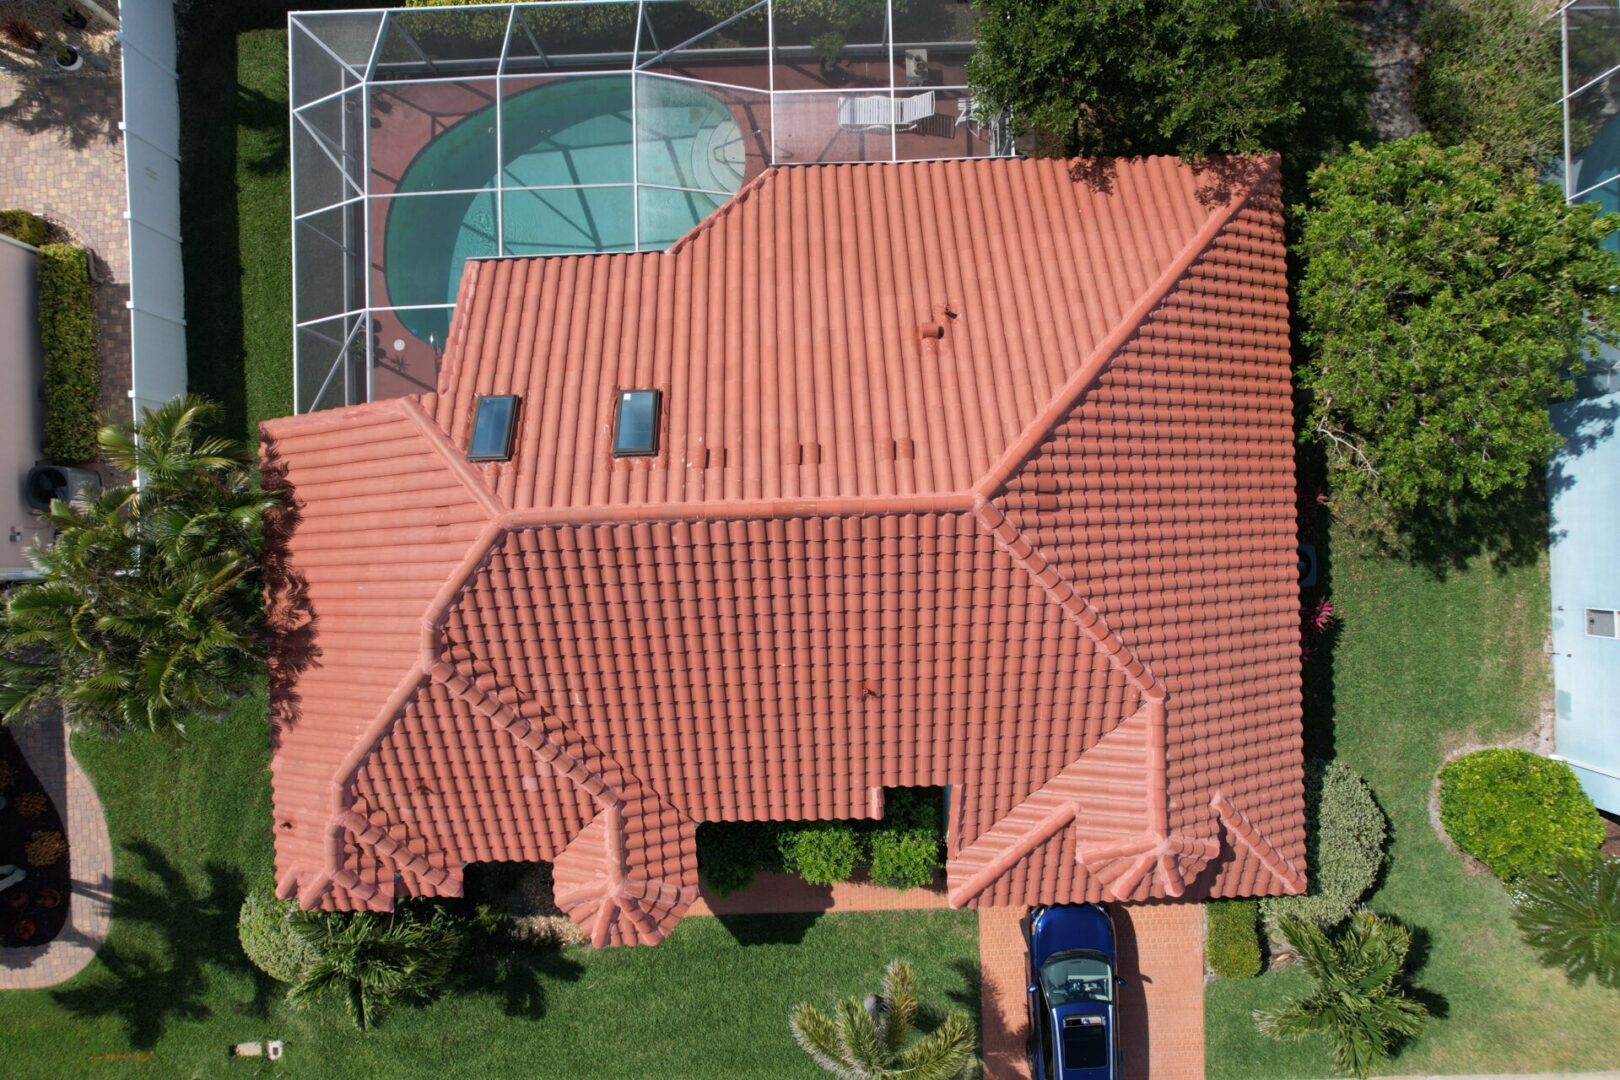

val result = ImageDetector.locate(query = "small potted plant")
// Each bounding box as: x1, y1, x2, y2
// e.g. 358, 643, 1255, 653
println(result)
62, 6, 89, 30
52, 38, 81, 71
812, 30, 845, 80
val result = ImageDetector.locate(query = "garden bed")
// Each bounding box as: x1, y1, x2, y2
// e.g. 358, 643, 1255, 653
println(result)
0, 729, 69, 948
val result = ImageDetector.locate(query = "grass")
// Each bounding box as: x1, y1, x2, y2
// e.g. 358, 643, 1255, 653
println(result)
1206, 529, 1620, 1077
180, 24, 295, 440
0, 687, 979, 1079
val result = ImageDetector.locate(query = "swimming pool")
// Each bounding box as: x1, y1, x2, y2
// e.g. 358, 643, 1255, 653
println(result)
382, 75, 745, 345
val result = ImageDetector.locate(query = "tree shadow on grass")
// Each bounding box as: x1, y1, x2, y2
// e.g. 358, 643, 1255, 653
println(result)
714, 912, 821, 946
48, 840, 272, 1049
455, 946, 586, 1022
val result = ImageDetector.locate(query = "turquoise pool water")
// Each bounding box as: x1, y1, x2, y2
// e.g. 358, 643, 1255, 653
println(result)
383, 75, 744, 344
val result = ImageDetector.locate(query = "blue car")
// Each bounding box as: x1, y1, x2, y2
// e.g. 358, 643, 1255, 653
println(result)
1025, 903, 1122, 1080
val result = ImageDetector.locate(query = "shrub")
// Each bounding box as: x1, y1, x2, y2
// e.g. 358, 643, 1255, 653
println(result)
15, 791, 47, 818
25, 830, 67, 867
1512, 855, 1620, 990
1297, 137, 1620, 514
36, 243, 99, 465
778, 823, 862, 886
287, 910, 462, 1030
238, 889, 320, 984
965, 0, 1367, 176
1262, 761, 1385, 931
0, 209, 49, 247
1206, 900, 1262, 979
1415, 0, 1560, 174
1256, 911, 1429, 1079
1440, 749, 1605, 881
866, 788, 942, 890
696, 820, 782, 896
791, 959, 976, 1080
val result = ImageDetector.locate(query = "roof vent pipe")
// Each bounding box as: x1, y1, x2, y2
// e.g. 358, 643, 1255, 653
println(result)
919, 322, 945, 341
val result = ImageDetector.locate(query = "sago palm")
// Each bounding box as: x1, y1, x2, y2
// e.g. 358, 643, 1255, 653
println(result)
790, 959, 976, 1080
1255, 910, 1428, 1079
1512, 855, 1620, 989
0, 395, 278, 735
286, 913, 460, 1031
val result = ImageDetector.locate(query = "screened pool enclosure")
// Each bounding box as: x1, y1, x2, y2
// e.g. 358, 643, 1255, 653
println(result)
289, 0, 1007, 412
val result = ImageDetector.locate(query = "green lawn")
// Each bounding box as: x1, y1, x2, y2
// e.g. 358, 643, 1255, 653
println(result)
0, 688, 979, 1079
1206, 533, 1620, 1077
180, 24, 295, 439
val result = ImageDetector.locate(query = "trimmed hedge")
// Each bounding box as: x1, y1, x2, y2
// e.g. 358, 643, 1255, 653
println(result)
238, 889, 319, 984
1206, 900, 1262, 979
698, 788, 945, 896
1439, 749, 1604, 882
1261, 761, 1386, 931
0, 209, 50, 247
36, 243, 99, 464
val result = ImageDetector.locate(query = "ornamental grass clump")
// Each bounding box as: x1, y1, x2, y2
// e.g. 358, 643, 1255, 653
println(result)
1438, 749, 1604, 881
1511, 855, 1620, 990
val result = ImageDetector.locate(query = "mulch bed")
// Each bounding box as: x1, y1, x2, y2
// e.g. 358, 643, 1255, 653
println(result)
0, 728, 70, 947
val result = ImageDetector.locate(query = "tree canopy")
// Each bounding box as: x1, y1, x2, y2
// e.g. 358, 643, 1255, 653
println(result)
0, 396, 278, 736
966, 0, 1368, 170
1296, 136, 1620, 513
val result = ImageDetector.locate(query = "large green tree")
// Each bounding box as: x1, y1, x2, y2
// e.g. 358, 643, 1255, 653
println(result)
1297, 136, 1620, 512
0, 396, 278, 736
966, 0, 1367, 167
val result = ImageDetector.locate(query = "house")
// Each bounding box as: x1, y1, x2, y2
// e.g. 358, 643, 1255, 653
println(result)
260, 155, 1307, 946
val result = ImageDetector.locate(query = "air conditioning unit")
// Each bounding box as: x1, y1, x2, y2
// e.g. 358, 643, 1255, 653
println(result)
1587, 609, 1618, 639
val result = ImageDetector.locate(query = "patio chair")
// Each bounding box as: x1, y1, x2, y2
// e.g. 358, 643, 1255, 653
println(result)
837, 91, 936, 133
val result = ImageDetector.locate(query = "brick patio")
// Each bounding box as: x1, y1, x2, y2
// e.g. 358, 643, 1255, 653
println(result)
0, 71, 132, 434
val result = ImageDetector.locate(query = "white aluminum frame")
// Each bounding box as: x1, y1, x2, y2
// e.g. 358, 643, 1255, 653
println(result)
289, 0, 1000, 412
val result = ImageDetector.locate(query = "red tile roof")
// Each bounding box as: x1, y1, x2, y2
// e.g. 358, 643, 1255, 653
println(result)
261, 155, 1305, 945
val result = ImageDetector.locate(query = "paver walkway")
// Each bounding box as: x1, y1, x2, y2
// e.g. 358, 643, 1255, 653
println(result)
979, 902, 1207, 1080
687, 869, 952, 916
0, 716, 112, 989
0, 72, 131, 432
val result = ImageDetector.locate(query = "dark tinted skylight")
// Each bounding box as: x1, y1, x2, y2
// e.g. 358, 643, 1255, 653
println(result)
467, 394, 519, 462
612, 389, 661, 457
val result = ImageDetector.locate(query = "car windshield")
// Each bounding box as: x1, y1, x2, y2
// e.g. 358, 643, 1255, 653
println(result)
1040, 950, 1113, 1005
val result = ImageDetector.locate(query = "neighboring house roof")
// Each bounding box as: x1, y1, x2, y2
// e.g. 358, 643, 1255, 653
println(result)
261, 155, 1306, 947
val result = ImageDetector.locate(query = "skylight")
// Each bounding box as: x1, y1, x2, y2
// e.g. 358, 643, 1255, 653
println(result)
612, 390, 661, 457
468, 394, 519, 462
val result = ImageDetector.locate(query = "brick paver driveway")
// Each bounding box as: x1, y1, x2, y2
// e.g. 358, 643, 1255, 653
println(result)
980, 903, 1207, 1079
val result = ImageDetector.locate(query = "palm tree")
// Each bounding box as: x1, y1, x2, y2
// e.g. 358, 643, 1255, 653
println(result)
0, 396, 278, 735
286, 913, 461, 1031
1512, 855, 1620, 989
1255, 910, 1428, 1079
790, 959, 976, 1080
